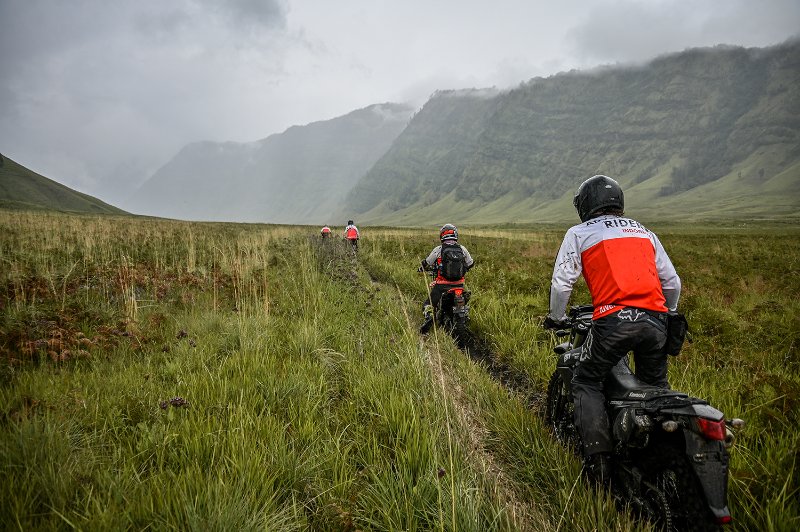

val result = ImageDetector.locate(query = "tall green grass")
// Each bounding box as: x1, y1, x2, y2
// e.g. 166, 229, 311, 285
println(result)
1, 212, 797, 530
1, 212, 523, 529
360, 223, 799, 531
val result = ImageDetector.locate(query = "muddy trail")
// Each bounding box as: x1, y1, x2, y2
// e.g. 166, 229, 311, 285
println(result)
311, 236, 543, 411
456, 330, 542, 410
310, 236, 546, 530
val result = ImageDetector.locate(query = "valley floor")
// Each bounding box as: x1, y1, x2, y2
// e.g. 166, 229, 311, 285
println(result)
1, 211, 797, 530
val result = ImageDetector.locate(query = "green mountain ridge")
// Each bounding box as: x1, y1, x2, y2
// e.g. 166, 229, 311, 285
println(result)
18, 42, 794, 225
344, 41, 800, 225
0, 153, 127, 215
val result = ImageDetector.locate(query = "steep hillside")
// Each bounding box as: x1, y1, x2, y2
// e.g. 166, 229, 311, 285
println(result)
346, 90, 501, 216
0, 153, 127, 214
128, 103, 414, 223
345, 42, 800, 224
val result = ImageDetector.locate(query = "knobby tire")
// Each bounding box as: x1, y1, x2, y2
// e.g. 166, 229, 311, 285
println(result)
545, 371, 580, 454
636, 444, 718, 531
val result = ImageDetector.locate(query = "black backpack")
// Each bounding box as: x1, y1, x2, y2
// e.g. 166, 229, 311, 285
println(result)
439, 243, 466, 281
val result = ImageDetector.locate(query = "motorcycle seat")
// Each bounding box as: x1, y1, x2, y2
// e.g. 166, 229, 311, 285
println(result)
604, 359, 686, 401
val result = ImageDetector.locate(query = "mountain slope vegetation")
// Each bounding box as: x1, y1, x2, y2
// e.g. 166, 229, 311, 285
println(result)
344, 41, 800, 224
0, 153, 127, 214
128, 103, 414, 223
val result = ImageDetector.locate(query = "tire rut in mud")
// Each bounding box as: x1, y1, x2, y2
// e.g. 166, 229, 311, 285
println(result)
351, 249, 543, 410
311, 237, 363, 287
456, 330, 542, 410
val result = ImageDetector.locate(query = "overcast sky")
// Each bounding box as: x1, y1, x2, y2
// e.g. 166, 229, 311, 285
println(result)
1, 0, 798, 206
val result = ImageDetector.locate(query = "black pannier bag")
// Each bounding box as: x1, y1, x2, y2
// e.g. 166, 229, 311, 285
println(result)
665, 312, 689, 356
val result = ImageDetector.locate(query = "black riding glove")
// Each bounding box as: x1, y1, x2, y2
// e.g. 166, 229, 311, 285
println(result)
543, 315, 569, 330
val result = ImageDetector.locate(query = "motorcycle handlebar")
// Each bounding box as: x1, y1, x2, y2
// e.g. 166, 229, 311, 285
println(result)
569, 304, 594, 317
547, 309, 592, 333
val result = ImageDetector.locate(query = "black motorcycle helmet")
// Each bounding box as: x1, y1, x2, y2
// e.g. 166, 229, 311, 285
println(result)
440, 224, 458, 242
347, 220, 354, 225
573, 175, 624, 222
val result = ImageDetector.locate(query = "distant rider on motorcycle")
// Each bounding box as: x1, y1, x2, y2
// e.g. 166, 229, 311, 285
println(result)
418, 224, 474, 333
344, 220, 360, 250
544, 175, 682, 484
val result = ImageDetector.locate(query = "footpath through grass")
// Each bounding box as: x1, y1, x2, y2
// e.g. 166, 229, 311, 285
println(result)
1, 211, 797, 531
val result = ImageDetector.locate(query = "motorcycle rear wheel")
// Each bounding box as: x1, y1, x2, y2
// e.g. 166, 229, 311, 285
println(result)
452, 316, 468, 347
641, 472, 676, 531
637, 444, 717, 531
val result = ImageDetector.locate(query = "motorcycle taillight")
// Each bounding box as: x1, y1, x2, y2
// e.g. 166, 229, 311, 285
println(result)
716, 515, 732, 525
696, 417, 726, 441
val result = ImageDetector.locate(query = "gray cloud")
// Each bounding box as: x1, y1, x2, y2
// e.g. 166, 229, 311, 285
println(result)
208, 0, 288, 30
567, 0, 800, 65
0, 0, 292, 201
0, 0, 797, 208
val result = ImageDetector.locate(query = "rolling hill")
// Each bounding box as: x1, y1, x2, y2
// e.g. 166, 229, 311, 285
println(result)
343, 41, 800, 225
128, 103, 414, 223
0, 153, 127, 215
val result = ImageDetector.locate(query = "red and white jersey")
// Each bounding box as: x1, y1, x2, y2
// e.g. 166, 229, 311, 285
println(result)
344, 224, 359, 240
550, 215, 681, 320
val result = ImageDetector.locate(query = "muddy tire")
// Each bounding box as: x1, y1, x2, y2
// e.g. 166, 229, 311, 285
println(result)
545, 371, 580, 453
452, 316, 468, 347
638, 444, 718, 531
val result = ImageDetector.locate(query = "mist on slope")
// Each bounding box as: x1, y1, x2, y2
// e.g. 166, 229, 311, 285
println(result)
126, 103, 415, 223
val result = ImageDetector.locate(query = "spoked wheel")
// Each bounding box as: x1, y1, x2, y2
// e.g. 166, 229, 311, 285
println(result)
641, 472, 677, 531
637, 445, 717, 531
545, 372, 580, 452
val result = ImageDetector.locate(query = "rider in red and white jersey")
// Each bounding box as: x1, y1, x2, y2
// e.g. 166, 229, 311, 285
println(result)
545, 175, 681, 484
344, 220, 359, 250
549, 211, 681, 322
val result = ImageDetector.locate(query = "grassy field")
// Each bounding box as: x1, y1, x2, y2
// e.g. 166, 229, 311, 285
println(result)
1, 211, 798, 530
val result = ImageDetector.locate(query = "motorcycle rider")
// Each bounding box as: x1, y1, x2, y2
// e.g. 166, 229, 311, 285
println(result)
418, 224, 474, 333
544, 175, 681, 484
321, 225, 332, 238
344, 220, 359, 250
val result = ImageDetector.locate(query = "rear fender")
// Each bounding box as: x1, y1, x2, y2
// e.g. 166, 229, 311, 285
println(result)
450, 288, 469, 318
684, 430, 731, 522
660, 402, 723, 420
